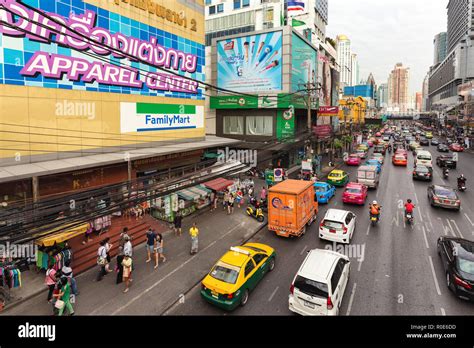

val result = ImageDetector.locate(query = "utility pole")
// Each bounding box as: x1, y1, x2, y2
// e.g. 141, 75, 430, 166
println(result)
307, 81, 312, 131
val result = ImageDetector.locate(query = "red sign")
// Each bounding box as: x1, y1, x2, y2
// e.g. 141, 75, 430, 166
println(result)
313, 125, 332, 137
318, 106, 339, 116
224, 41, 234, 50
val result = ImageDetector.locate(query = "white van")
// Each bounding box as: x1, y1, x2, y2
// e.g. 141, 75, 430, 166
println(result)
415, 150, 432, 167
357, 165, 380, 188
288, 249, 350, 316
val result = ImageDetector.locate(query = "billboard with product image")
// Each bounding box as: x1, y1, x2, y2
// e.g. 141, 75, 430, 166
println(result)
217, 31, 283, 93
291, 33, 317, 92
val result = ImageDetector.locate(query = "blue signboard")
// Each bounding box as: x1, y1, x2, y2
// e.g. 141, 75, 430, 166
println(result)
217, 31, 283, 93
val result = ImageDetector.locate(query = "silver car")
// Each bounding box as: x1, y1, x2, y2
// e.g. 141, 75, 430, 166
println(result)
428, 185, 460, 211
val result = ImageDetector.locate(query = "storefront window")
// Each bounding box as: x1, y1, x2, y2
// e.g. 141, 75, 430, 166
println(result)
246, 116, 273, 136
223, 116, 244, 135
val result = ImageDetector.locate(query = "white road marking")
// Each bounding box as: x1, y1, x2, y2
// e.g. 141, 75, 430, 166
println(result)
414, 191, 419, 204
366, 224, 371, 235
268, 286, 279, 302
450, 219, 464, 238
421, 225, 429, 249
440, 307, 446, 316
391, 211, 399, 227
460, 206, 464, 212
102, 222, 246, 315
358, 258, 363, 272
417, 206, 423, 222
464, 213, 474, 227
345, 282, 357, 316
428, 256, 442, 296
300, 245, 308, 255
445, 219, 457, 237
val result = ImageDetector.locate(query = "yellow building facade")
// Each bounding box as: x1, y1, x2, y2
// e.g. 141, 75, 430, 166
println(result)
0, 0, 205, 164
338, 96, 367, 125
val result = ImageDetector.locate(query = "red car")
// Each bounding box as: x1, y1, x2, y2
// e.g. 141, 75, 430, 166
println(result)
395, 149, 408, 159
342, 183, 368, 205
346, 154, 362, 166
449, 143, 464, 152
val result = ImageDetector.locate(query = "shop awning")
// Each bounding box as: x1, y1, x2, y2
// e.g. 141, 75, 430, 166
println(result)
177, 189, 200, 201
187, 185, 211, 198
35, 222, 90, 247
203, 178, 234, 192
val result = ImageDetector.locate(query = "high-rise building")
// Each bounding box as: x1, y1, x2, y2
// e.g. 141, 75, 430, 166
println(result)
422, 73, 429, 111
351, 53, 359, 87
388, 63, 410, 113
433, 32, 448, 66
377, 83, 389, 109
337, 35, 352, 87
446, 0, 474, 54
415, 92, 423, 112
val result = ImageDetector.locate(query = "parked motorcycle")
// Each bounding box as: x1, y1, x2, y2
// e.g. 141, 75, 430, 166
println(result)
246, 205, 264, 222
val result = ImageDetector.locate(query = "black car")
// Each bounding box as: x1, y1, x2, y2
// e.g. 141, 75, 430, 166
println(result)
428, 184, 461, 210
436, 154, 456, 168
430, 139, 439, 146
437, 144, 450, 152
412, 165, 433, 181
419, 138, 429, 146
437, 237, 474, 301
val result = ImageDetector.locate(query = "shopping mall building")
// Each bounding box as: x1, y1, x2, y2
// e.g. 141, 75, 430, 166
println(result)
0, 0, 239, 204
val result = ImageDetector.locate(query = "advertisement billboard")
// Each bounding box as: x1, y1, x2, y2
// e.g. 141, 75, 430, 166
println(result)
217, 31, 283, 93
331, 68, 340, 107
0, 0, 204, 99
291, 33, 317, 92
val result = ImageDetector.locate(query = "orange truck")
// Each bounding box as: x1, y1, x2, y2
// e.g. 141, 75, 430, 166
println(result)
268, 180, 318, 238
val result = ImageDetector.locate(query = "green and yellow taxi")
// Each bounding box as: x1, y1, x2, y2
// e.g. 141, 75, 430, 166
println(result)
425, 131, 433, 139
201, 243, 276, 311
327, 169, 349, 187
357, 143, 369, 152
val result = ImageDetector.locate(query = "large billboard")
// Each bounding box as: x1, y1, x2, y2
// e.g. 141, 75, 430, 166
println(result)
291, 33, 317, 92
0, 0, 204, 99
331, 68, 340, 107
217, 31, 283, 93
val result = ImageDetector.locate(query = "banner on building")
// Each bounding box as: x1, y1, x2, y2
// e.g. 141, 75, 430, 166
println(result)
291, 33, 318, 92
277, 110, 295, 141
318, 106, 339, 116
120, 102, 204, 133
217, 31, 283, 93
313, 125, 332, 138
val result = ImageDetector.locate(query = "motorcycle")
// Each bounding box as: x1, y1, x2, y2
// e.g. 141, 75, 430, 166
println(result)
458, 181, 466, 192
246, 205, 264, 222
405, 211, 414, 225
370, 213, 380, 227
443, 168, 449, 179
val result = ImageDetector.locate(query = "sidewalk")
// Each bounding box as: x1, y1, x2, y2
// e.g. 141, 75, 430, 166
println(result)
3, 179, 268, 315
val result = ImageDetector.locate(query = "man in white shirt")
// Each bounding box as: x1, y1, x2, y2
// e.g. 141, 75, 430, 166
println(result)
123, 236, 133, 257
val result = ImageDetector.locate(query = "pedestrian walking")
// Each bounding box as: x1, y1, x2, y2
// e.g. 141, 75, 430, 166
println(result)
173, 212, 183, 236
123, 235, 133, 257
236, 189, 243, 208
248, 185, 254, 199
228, 193, 235, 215
145, 227, 157, 264
55, 277, 75, 316
260, 187, 267, 201
189, 222, 199, 255
104, 237, 113, 273
122, 255, 133, 293
211, 194, 218, 211
61, 260, 78, 296
155, 232, 166, 268
223, 191, 229, 211
119, 227, 130, 255
45, 263, 57, 303
96, 240, 108, 281
116, 253, 124, 284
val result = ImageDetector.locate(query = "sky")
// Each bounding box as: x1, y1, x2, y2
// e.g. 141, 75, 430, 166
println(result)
326, 0, 448, 95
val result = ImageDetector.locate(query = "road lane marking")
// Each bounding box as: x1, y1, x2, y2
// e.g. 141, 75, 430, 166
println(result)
345, 282, 357, 316
464, 213, 474, 227
358, 258, 363, 272
428, 256, 442, 296
417, 206, 423, 222
427, 212, 434, 230
445, 219, 457, 237
366, 225, 370, 235
450, 219, 464, 238
440, 307, 446, 316
300, 245, 308, 255
422, 226, 429, 249
104, 222, 246, 315
391, 211, 399, 227
414, 191, 419, 204
268, 286, 279, 302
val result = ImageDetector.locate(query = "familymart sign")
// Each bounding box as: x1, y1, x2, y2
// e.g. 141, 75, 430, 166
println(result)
121, 102, 204, 133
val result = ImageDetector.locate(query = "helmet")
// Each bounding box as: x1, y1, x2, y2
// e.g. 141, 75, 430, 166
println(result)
407, 199, 412, 203
372, 200, 378, 205
461, 174, 465, 178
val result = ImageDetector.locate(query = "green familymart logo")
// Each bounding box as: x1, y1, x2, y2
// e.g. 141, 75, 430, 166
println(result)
120, 102, 204, 133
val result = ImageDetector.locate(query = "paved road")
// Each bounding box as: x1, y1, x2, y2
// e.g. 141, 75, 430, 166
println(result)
167, 144, 474, 316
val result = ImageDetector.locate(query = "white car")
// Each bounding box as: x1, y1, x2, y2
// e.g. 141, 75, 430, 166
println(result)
289, 249, 351, 316
319, 209, 356, 244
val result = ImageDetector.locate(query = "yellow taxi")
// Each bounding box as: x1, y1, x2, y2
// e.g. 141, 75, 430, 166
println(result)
201, 243, 276, 311
357, 143, 369, 152
425, 131, 433, 139
327, 169, 349, 187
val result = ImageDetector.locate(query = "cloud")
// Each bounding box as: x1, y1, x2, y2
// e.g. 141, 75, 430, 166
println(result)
326, 0, 448, 94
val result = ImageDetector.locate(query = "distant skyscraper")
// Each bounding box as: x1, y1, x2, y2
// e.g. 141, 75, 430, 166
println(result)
377, 83, 388, 109
433, 32, 447, 66
337, 35, 352, 87
351, 53, 359, 87
388, 63, 410, 113
422, 73, 429, 111
447, 0, 474, 54
367, 73, 376, 87
415, 92, 422, 112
